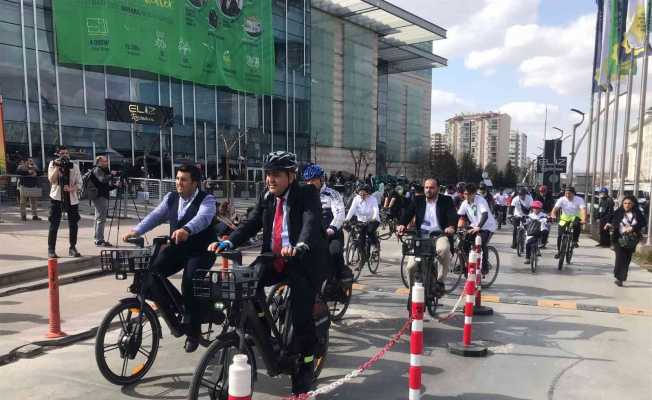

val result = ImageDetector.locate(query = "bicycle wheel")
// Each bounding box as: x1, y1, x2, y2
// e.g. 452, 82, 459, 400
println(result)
188, 338, 255, 400
516, 230, 524, 257
327, 280, 351, 322
557, 236, 567, 270
95, 299, 160, 386
425, 261, 439, 317
367, 245, 380, 274
267, 283, 291, 335
314, 298, 330, 379
530, 250, 537, 273
445, 251, 465, 294
400, 254, 410, 288
481, 246, 500, 288
566, 241, 574, 264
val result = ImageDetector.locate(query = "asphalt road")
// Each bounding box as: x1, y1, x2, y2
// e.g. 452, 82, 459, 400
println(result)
0, 227, 651, 400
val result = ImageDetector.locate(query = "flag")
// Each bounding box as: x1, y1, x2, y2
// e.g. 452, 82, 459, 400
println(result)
597, 0, 615, 88
597, 0, 631, 88
593, 0, 605, 92
623, 0, 646, 54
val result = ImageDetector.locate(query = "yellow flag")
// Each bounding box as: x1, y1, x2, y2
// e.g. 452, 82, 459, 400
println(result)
624, 0, 646, 55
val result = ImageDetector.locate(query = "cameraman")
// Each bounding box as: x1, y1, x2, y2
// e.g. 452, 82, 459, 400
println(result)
91, 155, 118, 247
17, 158, 42, 221
47, 146, 82, 258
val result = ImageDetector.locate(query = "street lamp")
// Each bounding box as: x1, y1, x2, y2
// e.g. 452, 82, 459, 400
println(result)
551, 127, 564, 193
569, 108, 585, 186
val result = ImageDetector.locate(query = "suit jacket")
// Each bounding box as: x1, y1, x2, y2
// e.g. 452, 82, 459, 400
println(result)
229, 180, 330, 285
610, 207, 647, 240
400, 193, 457, 232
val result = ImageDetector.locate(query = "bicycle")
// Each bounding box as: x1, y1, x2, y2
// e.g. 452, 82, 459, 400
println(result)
344, 221, 380, 281
187, 251, 330, 400
399, 230, 444, 317
448, 230, 500, 291
509, 216, 527, 257
321, 268, 353, 322
556, 217, 579, 270
378, 209, 397, 240
94, 236, 224, 385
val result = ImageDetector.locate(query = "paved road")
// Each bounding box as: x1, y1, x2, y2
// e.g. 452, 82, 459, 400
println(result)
1, 227, 651, 400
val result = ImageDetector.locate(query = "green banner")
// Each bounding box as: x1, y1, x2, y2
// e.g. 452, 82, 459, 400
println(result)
53, 0, 275, 95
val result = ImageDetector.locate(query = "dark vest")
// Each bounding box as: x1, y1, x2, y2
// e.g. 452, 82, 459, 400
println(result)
166, 191, 216, 254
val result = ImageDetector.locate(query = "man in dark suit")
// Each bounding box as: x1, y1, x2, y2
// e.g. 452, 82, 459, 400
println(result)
397, 178, 457, 291
210, 151, 329, 395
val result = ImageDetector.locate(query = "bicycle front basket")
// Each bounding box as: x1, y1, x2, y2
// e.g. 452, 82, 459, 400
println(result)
100, 249, 151, 277
193, 266, 260, 301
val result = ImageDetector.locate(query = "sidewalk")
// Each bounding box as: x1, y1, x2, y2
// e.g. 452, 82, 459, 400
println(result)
0, 198, 255, 288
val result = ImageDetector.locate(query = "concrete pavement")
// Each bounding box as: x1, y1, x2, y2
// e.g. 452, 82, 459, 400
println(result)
0, 224, 650, 399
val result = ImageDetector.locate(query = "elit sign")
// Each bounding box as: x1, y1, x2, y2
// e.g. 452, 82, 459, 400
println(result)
105, 99, 173, 127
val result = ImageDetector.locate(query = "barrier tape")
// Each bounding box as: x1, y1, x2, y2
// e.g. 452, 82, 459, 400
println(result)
283, 317, 414, 400
437, 289, 467, 322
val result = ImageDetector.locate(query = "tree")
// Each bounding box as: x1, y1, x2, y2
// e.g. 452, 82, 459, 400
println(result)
430, 151, 458, 185
458, 152, 481, 183
349, 149, 373, 179
503, 161, 518, 188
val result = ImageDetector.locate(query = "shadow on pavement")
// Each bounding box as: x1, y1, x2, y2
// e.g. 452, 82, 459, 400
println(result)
0, 312, 49, 325
422, 394, 530, 400
0, 254, 46, 261
489, 283, 611, 301
121, 373, 192, 399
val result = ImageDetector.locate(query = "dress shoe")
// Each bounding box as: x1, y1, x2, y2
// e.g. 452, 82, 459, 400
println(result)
184, 337, 199, 353
554, 253, 560, 259
291, 359, 315, 395
614, 280, 623, 287
69, 247, 81, 257
48, 250, 58, 258
32, 216, 42, 221
524, 259, 530, 264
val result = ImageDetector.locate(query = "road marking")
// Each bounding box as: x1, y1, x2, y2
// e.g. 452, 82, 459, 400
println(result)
537, 300, 578, 310
618, 306, 652, 316
481, 294, 501, 303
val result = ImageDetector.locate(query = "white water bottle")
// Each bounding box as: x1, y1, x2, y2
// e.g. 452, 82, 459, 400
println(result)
228, 354, 252, 399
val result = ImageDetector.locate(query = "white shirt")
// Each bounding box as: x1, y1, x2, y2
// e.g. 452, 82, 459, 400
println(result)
619, 211, 637, 235
458, 195, 497, 232
511, 195, 533, 217
554, 196, 586, 217
494, 193, 508, 206
346, 194, 380, 223
420, 198, 441, 233
178, 188, 200, 220
271, 190, 291, 248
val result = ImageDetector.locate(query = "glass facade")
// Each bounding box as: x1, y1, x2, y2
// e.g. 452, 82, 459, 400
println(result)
0, 0, 311, 179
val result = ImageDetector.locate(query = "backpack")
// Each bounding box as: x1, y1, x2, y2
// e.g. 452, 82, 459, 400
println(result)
525, 218, 542, 237
81, 169, 99, 201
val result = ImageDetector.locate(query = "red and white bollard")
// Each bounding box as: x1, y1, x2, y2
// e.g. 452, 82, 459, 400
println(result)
473, 235, 493, 316
447, 241, 487, 357
409, 282, 424, 400
228, 354, 252, 400
46, 258, 66, 338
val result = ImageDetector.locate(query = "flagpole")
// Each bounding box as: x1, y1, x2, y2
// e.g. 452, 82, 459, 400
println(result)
608, 64, 622, 193
590, 92, 603, 229
633, 1, 650, 198
618, 52, 635, 201
600, 81, 611, 188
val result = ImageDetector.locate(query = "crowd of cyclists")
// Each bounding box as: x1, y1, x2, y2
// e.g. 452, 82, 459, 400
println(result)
101, 150, 599, 398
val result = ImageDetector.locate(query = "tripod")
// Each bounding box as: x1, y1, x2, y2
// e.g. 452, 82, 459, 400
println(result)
106, 176, 145, 247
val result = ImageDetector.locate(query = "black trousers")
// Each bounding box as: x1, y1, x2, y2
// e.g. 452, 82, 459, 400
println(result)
557, 220, 581, 251
613, 243, 634, 282
598, 220, 611, 246
259, 259, 317, 357
362, 220, 380, 248
149, 245, 216, 338
511, 216, 523, 247
525, 236, 539, 259
541, 230, 549, 246
463, 230, 493, 274
48, 200, 80, 250
329, 231, 347, 278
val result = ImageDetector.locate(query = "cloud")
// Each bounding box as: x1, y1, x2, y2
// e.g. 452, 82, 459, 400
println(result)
430, 89, 476, 133
431, 89, 470, 108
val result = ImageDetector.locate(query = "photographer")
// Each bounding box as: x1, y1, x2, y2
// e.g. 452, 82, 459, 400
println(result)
47, 146, 82, 258
17, 158, 42, 221
90, 155, 118, 247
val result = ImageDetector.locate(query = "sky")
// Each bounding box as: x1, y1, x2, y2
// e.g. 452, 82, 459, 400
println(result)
389, 0, 609, 172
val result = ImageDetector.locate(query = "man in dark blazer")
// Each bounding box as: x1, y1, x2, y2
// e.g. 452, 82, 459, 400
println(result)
397, 178, 457, 291
210, 151, 329, 395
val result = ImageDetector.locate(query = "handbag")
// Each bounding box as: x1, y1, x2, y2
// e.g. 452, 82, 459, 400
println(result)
19, 185, 42, 198
618, 232, 639, 249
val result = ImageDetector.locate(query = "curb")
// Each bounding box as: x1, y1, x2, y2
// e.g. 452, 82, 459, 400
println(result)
0, 268, 109, 297
0, 256, 100, 289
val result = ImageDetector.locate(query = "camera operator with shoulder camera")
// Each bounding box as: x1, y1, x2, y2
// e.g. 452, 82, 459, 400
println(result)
47, 146, 82, 258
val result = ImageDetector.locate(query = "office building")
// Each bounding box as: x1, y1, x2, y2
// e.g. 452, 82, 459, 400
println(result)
445, 112, 511, 171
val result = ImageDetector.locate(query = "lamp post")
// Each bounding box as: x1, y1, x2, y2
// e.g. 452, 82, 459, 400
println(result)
552, 127, 564, 193
569, 108, 585, 187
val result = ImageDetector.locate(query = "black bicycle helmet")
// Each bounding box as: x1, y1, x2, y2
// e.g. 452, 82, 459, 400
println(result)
263, 151, 297, 172
358, 184, 372, 193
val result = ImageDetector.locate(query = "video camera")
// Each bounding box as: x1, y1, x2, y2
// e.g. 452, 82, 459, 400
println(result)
53, 156, 73, 170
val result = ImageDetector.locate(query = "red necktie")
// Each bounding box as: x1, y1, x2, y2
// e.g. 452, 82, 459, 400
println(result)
272, 197, 286, 272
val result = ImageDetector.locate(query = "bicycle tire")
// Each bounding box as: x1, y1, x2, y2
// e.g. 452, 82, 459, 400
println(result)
350, 244, 363, 282
426, 260, 440, 317
530, 251, 537, 273
314, 298, 330, 379
400, 254, 410, 288
95, 299, 160, 386
516, 230, 524, 257
481, 246, 500, 288
367, 245, 380, 274
188, 337, 254, 400
445, 251, 465, 294
558, 237, 567, 270
566, 242, 574, 264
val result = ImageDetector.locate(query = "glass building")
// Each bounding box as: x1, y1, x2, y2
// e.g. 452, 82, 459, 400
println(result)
0, 0, 446, 180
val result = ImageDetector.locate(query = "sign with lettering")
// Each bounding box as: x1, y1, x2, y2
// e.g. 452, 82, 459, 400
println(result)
105, 99, 173, 127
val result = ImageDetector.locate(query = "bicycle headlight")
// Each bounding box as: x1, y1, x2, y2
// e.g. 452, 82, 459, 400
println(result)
214, 302, 225, 310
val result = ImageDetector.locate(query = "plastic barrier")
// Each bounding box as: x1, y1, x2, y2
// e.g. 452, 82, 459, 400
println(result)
447, 240, 487, 357
46, 258, 66, 338
409, 282, 425, 400
228, 354, 252, 400
472, 235, 494, 316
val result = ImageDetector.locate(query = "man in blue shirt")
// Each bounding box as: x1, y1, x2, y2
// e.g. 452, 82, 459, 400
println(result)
123, 164, 217, 352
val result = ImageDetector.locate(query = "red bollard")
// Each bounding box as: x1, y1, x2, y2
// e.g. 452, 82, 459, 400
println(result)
46, 258, 66, 338
447, 244, 487, 357
473, 235, 494, 316
220, 235, 229, 270
409, 282, 424, 400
